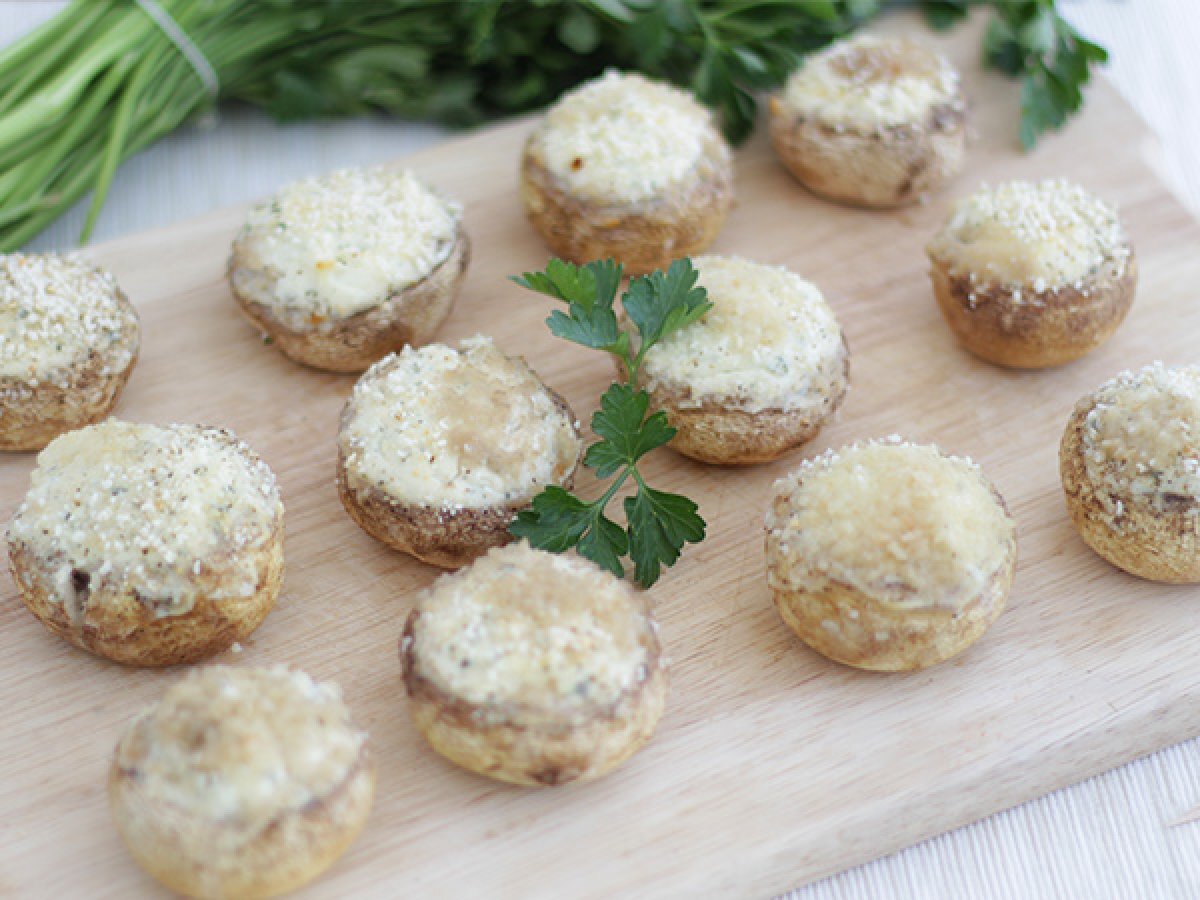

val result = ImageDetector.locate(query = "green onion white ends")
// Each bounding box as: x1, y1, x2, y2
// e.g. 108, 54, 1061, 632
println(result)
0, 253, 139, 451
228, 165, 469, 372
639, 255, 849, 465
401, 542, 667, 786
927, 179, 1135, 368
520, 71, 734, 275
765, 438, 1016, 671
7, 421, 283, 666
109, 666, 374, 899
1061, 363, 1200, 582
768, 35, 967, 208
336, 336, 582, 568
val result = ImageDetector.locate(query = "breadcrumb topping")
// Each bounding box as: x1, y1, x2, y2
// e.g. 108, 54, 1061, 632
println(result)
7, 421, 282, 621
641, 255, 845, 413
115, 666, 366, 836
927, 179, 1130, 290
407, 543, 658, 724
1080, 362, 1200, 523
766, 437, 1014, 609
0, 252, 135, 383
782, 35, 961, 130
340, 336, 581, 509
532, 70, 721, 202
231, 165, 460, 323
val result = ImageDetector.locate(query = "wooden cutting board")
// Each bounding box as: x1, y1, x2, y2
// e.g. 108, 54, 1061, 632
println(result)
3, 15, 1199, 899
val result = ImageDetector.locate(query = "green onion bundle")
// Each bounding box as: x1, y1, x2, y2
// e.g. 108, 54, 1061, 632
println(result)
0, 0, 1105, 251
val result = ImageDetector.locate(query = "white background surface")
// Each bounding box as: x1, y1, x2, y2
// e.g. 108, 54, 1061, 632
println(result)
5, 2, 1200, 897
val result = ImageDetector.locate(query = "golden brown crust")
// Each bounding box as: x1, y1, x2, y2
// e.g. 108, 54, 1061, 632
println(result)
336, 462, 523, 569
9, 521, 283, 667
1060, 399, 1200, 582
931, 250, 1137, 369
0, 289, 139, 452
400, 610, 668, 786
771, 552, 1014, 671
8, 426, 283, 666
768, 453, 1012, 672
519, 138, 733, 276
109, 745, 374, 899
336, 385, 581, 569
229, 228, 469, 373
646, 338, 850, 465
768, 97, 966, 208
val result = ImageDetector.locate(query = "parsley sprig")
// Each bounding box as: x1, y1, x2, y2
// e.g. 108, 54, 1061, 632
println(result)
509, 258, 710, 588
921, 0, 1108, 149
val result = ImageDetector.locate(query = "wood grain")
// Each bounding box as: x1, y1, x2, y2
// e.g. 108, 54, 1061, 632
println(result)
2, 20, 1199, 900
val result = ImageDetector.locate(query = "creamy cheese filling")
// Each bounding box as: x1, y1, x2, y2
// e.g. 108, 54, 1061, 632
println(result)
231, 166, 460, 324
533, 70, 716, 202
0, 252, 134, 381
7, 421, 282, 620
341, 336, 580, 509
767, 438, 1014, 609
641, 255, 845, 413
1081, 362, 1200, 520
409, 543, 656, 722
782, 34, 960, 130
116, 666, 366, 836
927, 179, 1130, 289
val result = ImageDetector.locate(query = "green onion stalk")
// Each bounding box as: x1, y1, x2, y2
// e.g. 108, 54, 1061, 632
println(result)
0, 0, 1105, 250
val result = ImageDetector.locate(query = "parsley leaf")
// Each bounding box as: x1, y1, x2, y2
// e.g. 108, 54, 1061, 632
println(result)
920, 0, 975, 31
576, 510, 630, 579
968, 0, 1108, 148
513, 258, 625, 351
587, 384, 676, 473
624, 483, 706, 588
509, 486, 593, 553
509, 257, 708, 587
622, 259, 711, 351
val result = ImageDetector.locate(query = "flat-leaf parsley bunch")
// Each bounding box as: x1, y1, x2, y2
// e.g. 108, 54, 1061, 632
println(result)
0, 0, 1106, 250
509, 258, 710, 588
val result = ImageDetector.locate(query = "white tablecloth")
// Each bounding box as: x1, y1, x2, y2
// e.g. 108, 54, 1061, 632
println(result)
6, 2, 1200, 896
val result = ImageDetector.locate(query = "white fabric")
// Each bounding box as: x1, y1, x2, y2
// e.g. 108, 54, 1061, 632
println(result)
5, 3, 1200, 896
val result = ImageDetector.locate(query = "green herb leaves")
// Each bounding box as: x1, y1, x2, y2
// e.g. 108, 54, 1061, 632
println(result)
622, 261, 710, 353
921, 0, 1108, 149
587, 384, 675, 476
509, 258, 708, 588
624, 481, 705, 589
513, 258, 624, 353
597, 0, 886, 144
0, 0, 1108, 248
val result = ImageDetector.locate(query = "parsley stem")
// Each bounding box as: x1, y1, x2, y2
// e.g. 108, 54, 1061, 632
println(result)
594, 466, 632, 513
627, 346, 647, 391
617, 339, 652, 391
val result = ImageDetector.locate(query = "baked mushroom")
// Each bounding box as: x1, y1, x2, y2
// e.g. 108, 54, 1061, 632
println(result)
769, 34, 966, 208
1061, 362, 1200, 582
927, 178, 1135, 368
765, 437, 1016, 671
639, 254, 849, 464
229, 165, 468, 372
7, 420, 284, 666
109, 666, 374, 899
520, 70, 734, 275
0, 252, 139, 451
337, 336, 582, 568
401, 542, 668, 786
